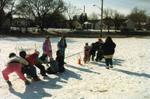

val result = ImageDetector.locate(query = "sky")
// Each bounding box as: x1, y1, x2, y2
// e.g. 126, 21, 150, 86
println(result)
64, 0, 150, 16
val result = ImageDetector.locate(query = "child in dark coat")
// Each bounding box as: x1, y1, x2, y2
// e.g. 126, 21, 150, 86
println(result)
40, 54, 59, 74
95, 38, 104, 62
90, 43, 97, 61
46, 58, 59, 74
102, 36, 116, 69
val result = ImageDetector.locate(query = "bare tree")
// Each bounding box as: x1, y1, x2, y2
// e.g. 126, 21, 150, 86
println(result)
128, 7, 147, 30
17, 0, 66, 30
65, 2, 81, 30
0, 0, 16, 30
113, 11, 125, 32
89, 12, 99, 20
103, 8, 115, 32
103, 8, 115, 18
0, 0, 13, 10
103, 8, 125, 32
65, 2, 81, 20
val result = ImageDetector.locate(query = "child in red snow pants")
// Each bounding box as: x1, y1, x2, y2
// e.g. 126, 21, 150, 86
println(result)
2, 63, 26, 81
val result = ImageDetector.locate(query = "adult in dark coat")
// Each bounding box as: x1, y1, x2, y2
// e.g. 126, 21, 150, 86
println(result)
102, 36, 116, 69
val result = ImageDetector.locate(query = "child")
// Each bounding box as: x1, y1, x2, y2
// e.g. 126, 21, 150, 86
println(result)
19, 50, 41, 81
23, 50, 47, 77
39, 53, 49, 64
102, 36, 116, 69
43, 36, 52, 61
84, 43, 91, 63
95, 38, 104, 62
89, 43, 97, 61
46, 58, 59, 74
39, 54, 59, 74
2, 53, 30, 87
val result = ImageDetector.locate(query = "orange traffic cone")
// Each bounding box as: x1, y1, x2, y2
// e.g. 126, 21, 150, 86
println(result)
77, 56, 82, 65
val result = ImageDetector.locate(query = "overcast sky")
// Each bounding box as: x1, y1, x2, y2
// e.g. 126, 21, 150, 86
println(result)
64, 0, 150, 16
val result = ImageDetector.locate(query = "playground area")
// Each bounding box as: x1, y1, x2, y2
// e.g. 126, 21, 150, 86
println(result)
0, 37, 150, 99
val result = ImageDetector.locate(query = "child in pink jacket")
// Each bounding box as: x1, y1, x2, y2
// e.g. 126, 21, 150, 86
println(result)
43, 36, 52, 61
2, 53, 30, 87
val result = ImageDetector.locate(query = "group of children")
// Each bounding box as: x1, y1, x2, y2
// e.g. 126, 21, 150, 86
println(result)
2, 36, 67, 87
84, 36, 116, 69
1, 36, 115, 87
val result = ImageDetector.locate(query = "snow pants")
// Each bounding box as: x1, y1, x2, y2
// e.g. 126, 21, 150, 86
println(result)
21, 65, 37, 78
2, 63, 26, 81
35, 63, 46, 76
105, 58, 113, 66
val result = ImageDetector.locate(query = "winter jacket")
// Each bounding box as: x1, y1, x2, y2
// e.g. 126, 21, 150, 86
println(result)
84, 45, 91, 55
26, 53, 39, 65
57, 39, 67, 50
102, 42, 116, 55
8, 56, 29, 66
47, 59, 59, 74
43, 40, 52, 53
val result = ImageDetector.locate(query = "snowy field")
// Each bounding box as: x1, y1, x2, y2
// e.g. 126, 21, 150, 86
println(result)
0, 37, 150, 99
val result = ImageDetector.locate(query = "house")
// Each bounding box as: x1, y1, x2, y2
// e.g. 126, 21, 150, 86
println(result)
83, 21, 93, 29
93, 20, 101, 30
121, 19, 136, 31
122, 19, 135, 31
145, 23, 150, 30
11, 18, 35, 33
85, 20, 101, 30
12, 18, 34, 27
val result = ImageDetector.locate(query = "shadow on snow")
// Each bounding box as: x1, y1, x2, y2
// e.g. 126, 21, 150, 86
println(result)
113, 68, 150, 79
66, 64, 101, 75
8, 68, 82, 99
90, 58, 125, 67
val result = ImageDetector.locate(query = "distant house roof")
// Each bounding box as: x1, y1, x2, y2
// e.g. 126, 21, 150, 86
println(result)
84, 21, 92, 24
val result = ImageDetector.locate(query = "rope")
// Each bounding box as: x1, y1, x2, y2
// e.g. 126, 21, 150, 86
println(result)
65, 51, 83, 59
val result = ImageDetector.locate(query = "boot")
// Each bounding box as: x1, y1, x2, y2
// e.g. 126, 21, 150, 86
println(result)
110, 65, 113, 68
6, 80, 12, 87
106, 66, 109, 69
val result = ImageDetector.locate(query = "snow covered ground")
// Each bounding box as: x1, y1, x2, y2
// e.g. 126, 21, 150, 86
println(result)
0, 37, 150, 99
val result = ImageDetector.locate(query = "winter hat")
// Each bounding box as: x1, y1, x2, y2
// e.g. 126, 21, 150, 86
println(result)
19, 51, 26, 58
9, 53, 16, 58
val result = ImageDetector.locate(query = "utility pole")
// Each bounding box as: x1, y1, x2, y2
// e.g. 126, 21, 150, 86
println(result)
84, 5, 85, 13
100, 0, 103, 37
